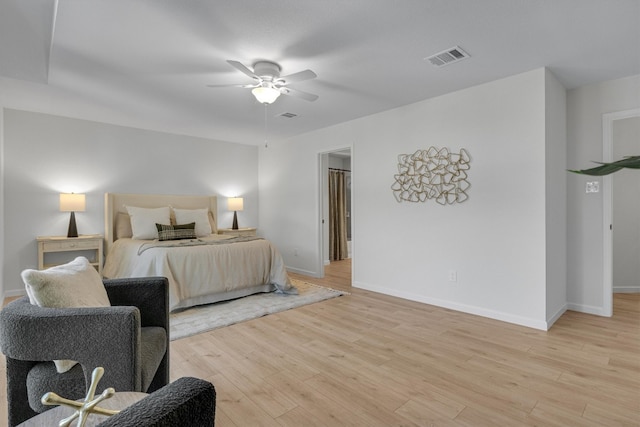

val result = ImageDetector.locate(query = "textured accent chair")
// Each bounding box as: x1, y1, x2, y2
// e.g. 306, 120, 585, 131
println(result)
97, 376, 216, 426
0, 277, 170, 427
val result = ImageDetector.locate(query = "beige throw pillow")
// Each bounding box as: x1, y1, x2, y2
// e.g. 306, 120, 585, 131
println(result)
173, 208, 212, 237
21, 256, 111, 373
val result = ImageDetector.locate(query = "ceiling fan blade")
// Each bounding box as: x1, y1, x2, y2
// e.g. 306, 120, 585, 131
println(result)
227, 60, 259, 80
278, 69, 317, 85
206, 83, 258, 88
280, 87, 319, 102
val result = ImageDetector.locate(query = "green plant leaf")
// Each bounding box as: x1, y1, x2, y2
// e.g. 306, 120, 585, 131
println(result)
569, 156, 640, 176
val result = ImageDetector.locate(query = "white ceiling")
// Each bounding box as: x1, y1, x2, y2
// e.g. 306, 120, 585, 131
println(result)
1, 0, 639, 145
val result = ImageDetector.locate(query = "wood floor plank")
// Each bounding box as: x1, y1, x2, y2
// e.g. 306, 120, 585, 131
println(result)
265, 370, 372, 427
215, 364, 298, 419
582, 400, 640, 426
303, 373, 419, 426
395, 391, 466, 424
524, 401, 601, 427
212, 372, 282, 427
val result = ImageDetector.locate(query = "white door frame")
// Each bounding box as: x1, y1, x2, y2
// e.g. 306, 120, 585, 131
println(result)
602, 108, 640, 316
317, 146, 352, 278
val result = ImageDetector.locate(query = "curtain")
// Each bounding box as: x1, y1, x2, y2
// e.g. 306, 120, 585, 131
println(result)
329, 170, 348, 261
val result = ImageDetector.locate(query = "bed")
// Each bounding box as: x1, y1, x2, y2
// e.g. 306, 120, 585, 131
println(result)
102, 193, 296, 311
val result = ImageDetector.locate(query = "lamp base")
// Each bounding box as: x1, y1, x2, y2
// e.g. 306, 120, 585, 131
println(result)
232, 211, 239, 230
67, 212, 78, 238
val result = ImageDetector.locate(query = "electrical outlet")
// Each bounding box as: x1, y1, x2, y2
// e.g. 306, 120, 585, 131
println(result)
293, 248, 299, 256
449, 270, 457, 282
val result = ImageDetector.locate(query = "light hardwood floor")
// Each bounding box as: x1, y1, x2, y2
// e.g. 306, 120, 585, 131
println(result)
2, 261, 639, 426
290, 258, 352, 293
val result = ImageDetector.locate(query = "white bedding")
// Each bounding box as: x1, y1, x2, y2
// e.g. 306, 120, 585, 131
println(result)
103, 234, 296, 311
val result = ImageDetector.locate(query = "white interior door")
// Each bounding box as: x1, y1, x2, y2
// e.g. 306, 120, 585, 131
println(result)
602, 108, 640, 315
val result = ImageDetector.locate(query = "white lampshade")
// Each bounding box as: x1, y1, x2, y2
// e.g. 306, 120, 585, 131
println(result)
251, 86, 281, 104
59, 193, 86, 212
228, 197, 244, 212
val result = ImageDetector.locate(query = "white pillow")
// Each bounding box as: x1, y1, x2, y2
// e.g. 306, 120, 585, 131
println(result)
173, 208, 212, 237
125, 205, 171, 240
21, 256, 111, 373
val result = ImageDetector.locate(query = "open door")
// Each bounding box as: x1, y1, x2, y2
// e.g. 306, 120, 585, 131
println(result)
319, 148, 352, 279
602, 108, 640, 316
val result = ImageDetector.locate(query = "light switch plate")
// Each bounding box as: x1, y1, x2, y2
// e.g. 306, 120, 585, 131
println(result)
586, 181, 600, 193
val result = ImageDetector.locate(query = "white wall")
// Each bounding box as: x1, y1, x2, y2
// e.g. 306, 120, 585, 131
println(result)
2, 109, 259, 296
260, 68, 564, 330
0, 107, 5, 299
612, 117, 640, 292
544, 69, 568, 324
566, 74, 640, 314
259, 137, 339, 277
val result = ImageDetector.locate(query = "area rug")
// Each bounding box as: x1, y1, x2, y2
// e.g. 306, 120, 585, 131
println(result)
170, 279, 346, 340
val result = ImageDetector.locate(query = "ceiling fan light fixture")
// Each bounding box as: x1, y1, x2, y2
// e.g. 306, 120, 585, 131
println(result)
252, 86, 281, 104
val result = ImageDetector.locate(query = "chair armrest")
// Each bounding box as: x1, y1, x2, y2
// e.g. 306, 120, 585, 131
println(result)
103, 277, 168, 329
97, 377, 216, 427
0, 298, 143, 391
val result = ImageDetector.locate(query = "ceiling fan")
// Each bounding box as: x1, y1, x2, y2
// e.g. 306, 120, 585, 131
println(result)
207, 60, 319, 104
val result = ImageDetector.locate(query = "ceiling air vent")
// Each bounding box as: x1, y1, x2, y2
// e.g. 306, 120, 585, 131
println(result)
425, 46, 470, 67
278, 112, 298, 119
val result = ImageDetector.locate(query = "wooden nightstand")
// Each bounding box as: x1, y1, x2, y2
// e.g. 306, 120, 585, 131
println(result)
217, 227, 257, 237
37, 235, 104, 274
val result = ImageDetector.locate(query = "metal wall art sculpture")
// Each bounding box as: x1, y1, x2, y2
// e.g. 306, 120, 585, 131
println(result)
391, 147, 471, 205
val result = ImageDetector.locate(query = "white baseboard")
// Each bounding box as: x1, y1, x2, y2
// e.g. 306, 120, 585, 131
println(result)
566, 302, 609, 316
613, 285, 640, 293
546, 304, 567, 328
286, 266, 321, 278
352, 280, 549, 331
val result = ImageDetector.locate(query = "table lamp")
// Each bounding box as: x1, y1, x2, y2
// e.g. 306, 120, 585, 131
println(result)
60, 193, 86, 237
227, 197, 243, 230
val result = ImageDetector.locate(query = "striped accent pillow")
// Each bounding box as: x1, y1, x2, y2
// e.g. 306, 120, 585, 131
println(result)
156, 222, 197, 241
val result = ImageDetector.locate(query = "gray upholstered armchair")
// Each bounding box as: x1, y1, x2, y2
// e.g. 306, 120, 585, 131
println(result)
0, 277, 170, 427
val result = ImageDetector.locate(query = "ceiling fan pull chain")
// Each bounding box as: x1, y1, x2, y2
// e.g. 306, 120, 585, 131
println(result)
264, 103, 269, 148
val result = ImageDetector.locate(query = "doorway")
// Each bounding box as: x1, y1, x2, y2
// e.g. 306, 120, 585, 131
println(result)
602, 108, 640, 316
319, 148, 352, 288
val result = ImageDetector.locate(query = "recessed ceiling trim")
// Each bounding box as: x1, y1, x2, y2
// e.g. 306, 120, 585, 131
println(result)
425, 46, 470, 67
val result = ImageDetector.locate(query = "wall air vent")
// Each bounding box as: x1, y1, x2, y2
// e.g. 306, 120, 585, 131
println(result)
278, 112, 298, 119
425, 46, 470, 67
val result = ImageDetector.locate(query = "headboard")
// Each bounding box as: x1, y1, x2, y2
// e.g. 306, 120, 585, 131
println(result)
104, 193, 218, 255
